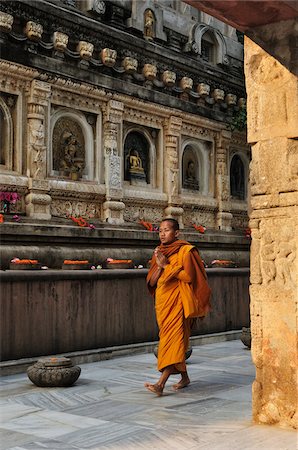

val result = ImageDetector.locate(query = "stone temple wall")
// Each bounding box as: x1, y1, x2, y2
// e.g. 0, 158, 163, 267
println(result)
0, 1, 250, 267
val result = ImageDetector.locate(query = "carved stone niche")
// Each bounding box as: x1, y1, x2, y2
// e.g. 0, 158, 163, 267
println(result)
52, 118, 86, 181
124, 130, 151, 186
182, 145, 199, 191
230, 154, 245, 200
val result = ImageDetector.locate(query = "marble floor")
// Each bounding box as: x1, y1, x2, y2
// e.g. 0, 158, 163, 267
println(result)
0, 340, 296, 450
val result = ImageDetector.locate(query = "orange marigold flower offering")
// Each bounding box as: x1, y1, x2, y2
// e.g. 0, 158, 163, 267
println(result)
11, 258, 39, 265
63, 260, 89, 264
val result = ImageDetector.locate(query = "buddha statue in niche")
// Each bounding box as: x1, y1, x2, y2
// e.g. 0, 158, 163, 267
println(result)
184, 160, 199, 190
59, 131, 85, 181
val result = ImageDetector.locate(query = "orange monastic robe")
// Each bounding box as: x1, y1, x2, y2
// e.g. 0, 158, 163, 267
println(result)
147, 240, 211, 373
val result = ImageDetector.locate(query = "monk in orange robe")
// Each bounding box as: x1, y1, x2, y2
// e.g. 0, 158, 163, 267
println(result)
145, 218, 211, 396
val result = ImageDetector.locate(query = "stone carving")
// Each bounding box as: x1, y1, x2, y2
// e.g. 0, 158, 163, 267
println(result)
53, 31, 69, 52
24, 21, 43, 41
143, 64, 157, 80
180, 77, 193, 91
0, 12, 13, 32
123, 205, 164, 224
275, 229, 296, 287
51, 199, 99, 219
27, 357, 81, 387
77, 41, 94, 60
197, 83, 210, 97
183, 157, 199, 190
101, 48, 117, 67
109, 152, 121, 189
144, 9, 155, 40
53, 118, 85, 179
59, 132, 85, 181
162, 71, 176, 87
212, 88, 225, 102
260, 230, 276, 285
124, 131, 149, 185
122, 57, 138, 73
93, 0, 106, 15
238, 97, 246, 108
225, 93, 237, 106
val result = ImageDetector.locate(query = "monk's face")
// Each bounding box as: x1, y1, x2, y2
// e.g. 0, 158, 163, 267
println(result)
159, 220, 179, 244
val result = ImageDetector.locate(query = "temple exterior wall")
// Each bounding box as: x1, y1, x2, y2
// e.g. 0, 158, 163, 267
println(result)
0, 1, 250, 268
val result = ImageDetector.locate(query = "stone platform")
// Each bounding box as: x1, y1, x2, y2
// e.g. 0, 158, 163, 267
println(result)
0, 340, 296, 450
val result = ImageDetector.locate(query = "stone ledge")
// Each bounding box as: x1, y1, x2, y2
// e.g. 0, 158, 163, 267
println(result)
0, 330, 242, 376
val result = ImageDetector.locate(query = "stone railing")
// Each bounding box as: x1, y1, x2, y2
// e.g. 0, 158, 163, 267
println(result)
0, 268, 250, 361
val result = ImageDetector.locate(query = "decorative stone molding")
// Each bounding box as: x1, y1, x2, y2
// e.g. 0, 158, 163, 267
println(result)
0, 11, 13, 32
162, 70, 176, 87
142, 64, 157, 81
164, 116, 182, 204
53, 31, 69, 52
24, 21, 43, 41
77, 41, 94, 60
101, 48, 117, 67
122, 57, 138, 73
25, 179, 51, 220
103, 200, 125, 225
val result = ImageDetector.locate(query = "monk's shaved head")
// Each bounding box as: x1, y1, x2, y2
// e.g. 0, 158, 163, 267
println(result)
160, 218, 179, 231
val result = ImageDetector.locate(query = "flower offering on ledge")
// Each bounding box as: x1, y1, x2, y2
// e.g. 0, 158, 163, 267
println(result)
10, 257, 41, 270
104, 258, 134, 269
193, 224, 206, 234
69, 216, 95, 229
62, 260, 90, 270
139, 220, 159, 232
210, 259, 237, 268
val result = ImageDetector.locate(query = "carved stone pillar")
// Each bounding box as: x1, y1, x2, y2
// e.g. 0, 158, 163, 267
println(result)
102, 100, 125, 224
25, 80, 52, 220
215, 130, 232, 231
163, 116, 184, 228
246, 37, 298, 429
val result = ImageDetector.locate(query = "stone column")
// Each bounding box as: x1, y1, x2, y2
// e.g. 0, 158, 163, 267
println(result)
163, 116, 184, 228
245, 37, 298, 429
102, 99, 125, 224
25, 80, 52, 220
215, 130, 232, 231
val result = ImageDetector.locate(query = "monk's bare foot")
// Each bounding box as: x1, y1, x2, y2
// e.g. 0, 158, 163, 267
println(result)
172, 377, 190, 390
144, 382, 163, 396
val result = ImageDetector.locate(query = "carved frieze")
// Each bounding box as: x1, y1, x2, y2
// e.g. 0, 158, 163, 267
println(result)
51, 198, 100, 219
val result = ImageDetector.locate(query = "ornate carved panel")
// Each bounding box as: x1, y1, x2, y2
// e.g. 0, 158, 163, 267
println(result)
52, 118, 85, 180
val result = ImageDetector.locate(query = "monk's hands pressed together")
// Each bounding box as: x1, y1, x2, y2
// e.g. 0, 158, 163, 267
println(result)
154, 247, 169, 269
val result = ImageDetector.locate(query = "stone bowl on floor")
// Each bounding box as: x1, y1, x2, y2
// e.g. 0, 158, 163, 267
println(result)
153, 344, 192, 360
27, 357, 81, 387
